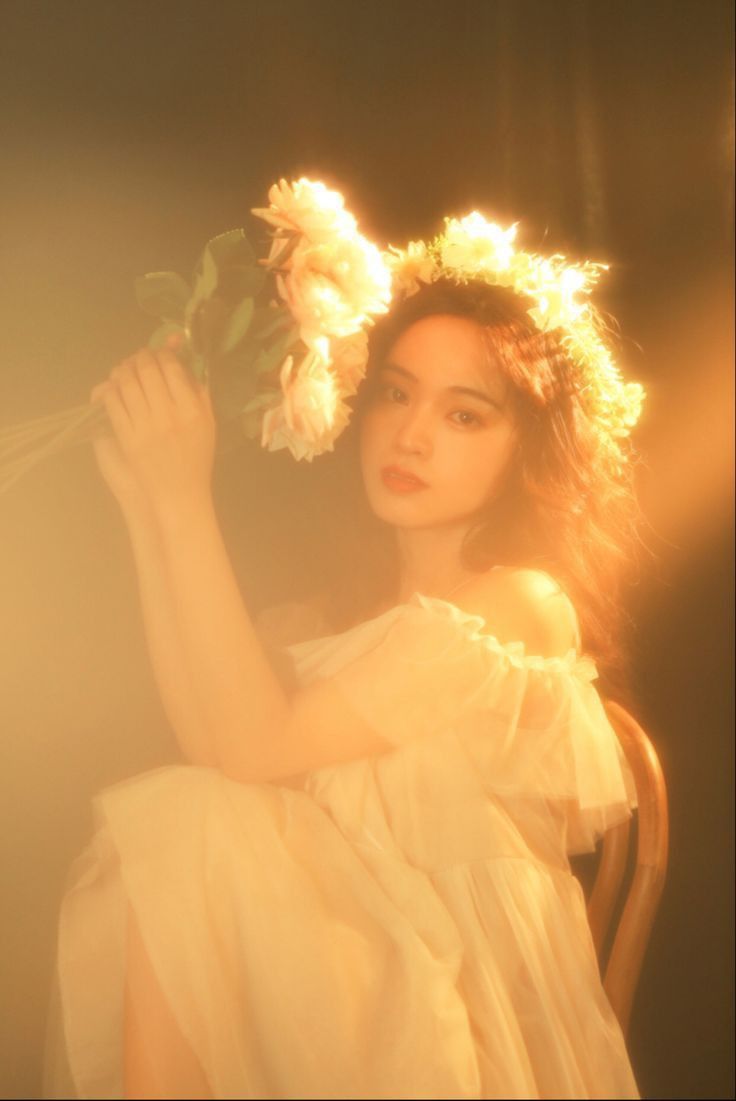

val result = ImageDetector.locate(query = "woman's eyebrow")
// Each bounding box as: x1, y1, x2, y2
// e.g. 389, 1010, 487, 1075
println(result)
380, 361, 501, 407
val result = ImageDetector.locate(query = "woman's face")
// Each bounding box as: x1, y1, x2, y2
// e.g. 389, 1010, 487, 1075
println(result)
359, 314, 519, 531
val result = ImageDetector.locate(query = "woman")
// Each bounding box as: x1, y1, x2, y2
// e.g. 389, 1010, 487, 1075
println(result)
46, 276, 643, 1099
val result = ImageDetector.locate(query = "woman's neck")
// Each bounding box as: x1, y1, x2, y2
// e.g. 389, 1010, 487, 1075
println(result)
392, 521, 479, 603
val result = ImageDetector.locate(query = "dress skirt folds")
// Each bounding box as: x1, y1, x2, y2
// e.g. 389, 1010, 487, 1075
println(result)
46, 593, 642, 1099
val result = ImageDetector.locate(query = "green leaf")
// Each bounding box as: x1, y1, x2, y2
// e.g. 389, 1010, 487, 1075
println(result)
200, 231, 264, 307
205, 228, 256, 270
187, 242, 220, 322
188, 349, 209, 385
209, 353, 261, 418
218, 263, 266, 301
192, 297, 229, 363
198, 245, 219, 299
135, 272, 191, 321
219, 297, 254, 355
253, 326, 300, 376
252, 305, 292, 341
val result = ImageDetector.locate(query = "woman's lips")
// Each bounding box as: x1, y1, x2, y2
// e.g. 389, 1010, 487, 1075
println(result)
380, 468, 429, 493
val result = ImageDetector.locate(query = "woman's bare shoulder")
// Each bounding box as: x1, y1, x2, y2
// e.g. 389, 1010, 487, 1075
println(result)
454, 566, 581, 657
255, 591, 330, 648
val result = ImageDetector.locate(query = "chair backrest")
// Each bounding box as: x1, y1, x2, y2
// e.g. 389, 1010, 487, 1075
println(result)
586, 701, 669, 1039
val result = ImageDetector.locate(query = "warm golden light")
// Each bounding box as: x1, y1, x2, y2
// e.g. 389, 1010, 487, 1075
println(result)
385, 212, 646, 470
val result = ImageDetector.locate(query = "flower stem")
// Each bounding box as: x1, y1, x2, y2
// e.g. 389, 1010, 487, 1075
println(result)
0, 403, 107, 495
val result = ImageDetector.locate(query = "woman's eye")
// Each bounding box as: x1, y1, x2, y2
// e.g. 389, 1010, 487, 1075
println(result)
379, 383, 406, 402
451, 410, 482, 427
374, 384, 484, 427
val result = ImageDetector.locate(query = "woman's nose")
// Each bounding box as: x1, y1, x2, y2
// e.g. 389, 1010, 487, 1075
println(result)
394, 406, 433, 455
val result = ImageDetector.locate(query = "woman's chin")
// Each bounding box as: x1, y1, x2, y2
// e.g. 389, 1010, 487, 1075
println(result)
367, 492, 443, 529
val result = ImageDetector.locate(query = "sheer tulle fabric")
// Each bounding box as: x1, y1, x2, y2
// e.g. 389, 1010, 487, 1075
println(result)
293, 594, 638, 859
46, 593, 640, 1099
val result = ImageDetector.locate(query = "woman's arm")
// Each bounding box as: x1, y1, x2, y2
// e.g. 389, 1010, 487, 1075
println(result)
254, 595, 329, 648
125, 509, 217, 766
91, 341, 389, 782
90, 341, 302, 775
152, 498, 293, 774
145, 493, 392, 783
89, 362, 217, 767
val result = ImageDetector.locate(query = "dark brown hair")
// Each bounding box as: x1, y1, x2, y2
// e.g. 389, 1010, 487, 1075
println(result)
320, 278, 651, 706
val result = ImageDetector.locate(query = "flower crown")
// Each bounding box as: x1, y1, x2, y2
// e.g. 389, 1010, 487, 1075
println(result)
384, 214, 645, 470
134, 176, 644, 467
0, 178, 645, 499
249, 181, 644, 468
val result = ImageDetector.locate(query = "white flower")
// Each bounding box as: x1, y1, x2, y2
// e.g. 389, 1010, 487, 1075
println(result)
384, 240, 437, 298
277, 234, 391, 355
440, 212, 518, 282
329, 330, 370, 397
382, 215, 644, 461
251, 177, 357, 244
525, 263, 588, 332
264, 233, 294, 267
259, 350, 352, 461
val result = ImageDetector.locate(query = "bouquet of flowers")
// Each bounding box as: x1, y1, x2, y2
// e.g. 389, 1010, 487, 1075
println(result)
0, 177, 392, 494
0, 177, 645, 496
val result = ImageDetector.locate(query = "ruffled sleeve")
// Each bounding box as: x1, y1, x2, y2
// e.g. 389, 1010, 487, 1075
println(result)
323, 593, 638, 855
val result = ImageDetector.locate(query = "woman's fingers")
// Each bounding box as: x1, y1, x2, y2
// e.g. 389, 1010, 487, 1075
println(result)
104, 349, 180, 434
89, 382, 115, 436
121, 345, 204, 423
163, 330, 185, 352
132, 348, 177, 424
156, 348, 205, 417
92, 343, 213, 461
97, 374, 135, 442
88, 341, 216, 513
110, 357, 150, 430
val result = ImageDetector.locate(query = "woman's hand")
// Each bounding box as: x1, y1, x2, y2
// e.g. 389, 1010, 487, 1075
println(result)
90, 334, 217, 524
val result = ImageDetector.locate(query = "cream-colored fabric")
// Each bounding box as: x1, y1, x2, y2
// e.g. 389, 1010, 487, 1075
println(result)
48, 593, 640, 1099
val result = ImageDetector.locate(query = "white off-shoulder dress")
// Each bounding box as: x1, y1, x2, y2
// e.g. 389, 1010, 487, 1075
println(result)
47, 592, 641, 1099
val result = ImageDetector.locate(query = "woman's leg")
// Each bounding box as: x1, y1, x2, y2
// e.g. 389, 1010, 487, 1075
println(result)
124, 902, 213, 1099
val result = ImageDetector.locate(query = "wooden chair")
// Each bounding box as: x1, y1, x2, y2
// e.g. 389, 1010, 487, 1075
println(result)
585, 701, 669, 1039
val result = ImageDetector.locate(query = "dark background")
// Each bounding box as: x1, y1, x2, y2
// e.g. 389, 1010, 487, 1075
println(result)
0, 1, 733, 1097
